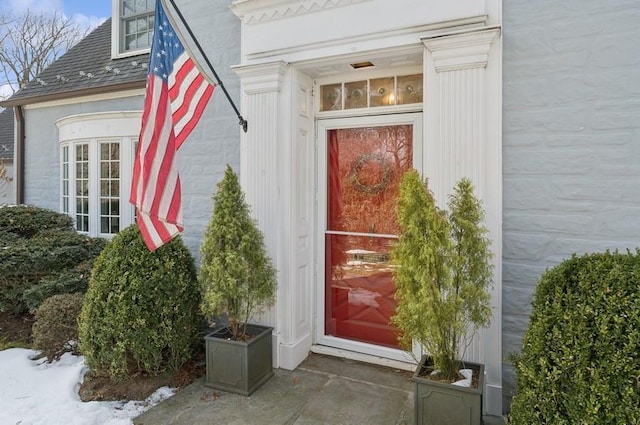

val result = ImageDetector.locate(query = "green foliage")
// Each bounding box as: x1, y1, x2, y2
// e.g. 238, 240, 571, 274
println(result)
78, 225, 201, 381
32, 293, 84, 361
22, 260, 95, 312
509, 250, 640, 425
0, 206, 105, 314
391, 171, 492, 380
199, 165, 276, 340
0, 205, 73, 239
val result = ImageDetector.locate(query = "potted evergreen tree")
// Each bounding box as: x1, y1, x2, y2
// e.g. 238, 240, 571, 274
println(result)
199, 165, 277, 396
391, 170, 493, 425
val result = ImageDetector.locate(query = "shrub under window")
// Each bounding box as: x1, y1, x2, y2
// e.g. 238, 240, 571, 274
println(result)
78, 224, 201, 381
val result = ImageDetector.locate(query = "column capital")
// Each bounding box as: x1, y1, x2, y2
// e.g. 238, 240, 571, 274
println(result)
232, 61, 289, 94
422, 26, 500, 72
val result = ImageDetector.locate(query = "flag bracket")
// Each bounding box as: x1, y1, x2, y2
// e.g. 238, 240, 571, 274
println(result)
166, 0, 248, 133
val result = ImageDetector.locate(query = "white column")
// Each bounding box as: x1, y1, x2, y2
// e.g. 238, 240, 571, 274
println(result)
422, 26, 503, 416
233, 61, 289, 367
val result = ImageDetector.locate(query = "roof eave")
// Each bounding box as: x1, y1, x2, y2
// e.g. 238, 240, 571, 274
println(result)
0, 80, 147, 107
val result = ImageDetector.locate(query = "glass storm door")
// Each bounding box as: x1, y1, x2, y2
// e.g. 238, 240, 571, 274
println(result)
317, 114, 422, 358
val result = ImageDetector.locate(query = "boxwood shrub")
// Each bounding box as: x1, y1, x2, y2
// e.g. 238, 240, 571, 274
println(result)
32, 293, 84, 361
509, 250, 640, 424
78, 225, 201, 381
0, 206, 105, 314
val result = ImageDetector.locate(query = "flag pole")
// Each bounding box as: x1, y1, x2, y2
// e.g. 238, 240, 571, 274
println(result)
164, 0, 248, 133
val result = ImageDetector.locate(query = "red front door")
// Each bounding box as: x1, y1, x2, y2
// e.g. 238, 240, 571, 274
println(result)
324, 124, 413, 348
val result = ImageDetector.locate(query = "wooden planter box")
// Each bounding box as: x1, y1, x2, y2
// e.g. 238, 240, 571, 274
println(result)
204, 324, 274, 396
413, 355, 484, 425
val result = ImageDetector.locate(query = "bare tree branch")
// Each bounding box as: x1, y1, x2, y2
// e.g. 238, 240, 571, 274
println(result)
0, 9, 89, 94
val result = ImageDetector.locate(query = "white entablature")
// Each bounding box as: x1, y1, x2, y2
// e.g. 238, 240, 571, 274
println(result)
231, 0, 494, 64
231, 0, 371, 25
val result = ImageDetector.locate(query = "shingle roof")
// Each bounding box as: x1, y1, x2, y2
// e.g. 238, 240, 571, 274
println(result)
2, 18, 148, 106
0, 108, 13, 160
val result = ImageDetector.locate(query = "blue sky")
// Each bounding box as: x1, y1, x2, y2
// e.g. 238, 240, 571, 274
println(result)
3, 0, 111, 29
0, 1, 112, 99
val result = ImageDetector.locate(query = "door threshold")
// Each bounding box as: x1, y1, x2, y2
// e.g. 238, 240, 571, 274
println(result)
310, 344, 416, 371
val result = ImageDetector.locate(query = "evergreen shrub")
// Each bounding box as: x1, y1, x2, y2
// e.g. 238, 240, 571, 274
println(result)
79, 225, 201, 381
199, 165, 277, 340
32, 293, 84, 361
22, 260, 95, 312
0, 206, 105, 314
509, 250, 640, 424
0, 204, 73, 238
392, 171, 492, 381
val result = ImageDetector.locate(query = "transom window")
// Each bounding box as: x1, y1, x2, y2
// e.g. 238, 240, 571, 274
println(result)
319, 73, 423, 112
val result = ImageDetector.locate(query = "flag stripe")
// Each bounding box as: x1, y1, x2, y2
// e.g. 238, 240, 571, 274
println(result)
130, 0, 214, 251
169, 54, 214, 149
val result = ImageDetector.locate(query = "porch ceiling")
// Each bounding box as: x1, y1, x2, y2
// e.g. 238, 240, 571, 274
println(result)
296, 48, 423, 79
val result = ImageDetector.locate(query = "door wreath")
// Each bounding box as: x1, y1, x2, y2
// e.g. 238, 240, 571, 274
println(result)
348, 153, 392, 194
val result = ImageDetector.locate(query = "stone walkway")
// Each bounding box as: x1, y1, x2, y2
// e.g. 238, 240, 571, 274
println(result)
134, 354, 505, 425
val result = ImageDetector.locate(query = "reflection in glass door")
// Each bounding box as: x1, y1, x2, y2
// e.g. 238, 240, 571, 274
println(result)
325, 124, 413, 348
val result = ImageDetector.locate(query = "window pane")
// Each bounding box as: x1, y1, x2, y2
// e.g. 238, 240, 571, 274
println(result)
321, 84, 342, 111
125, 34, 137, 50
111, 217, 120, 234
112, 200, 120, 216
136, 16, 148, 32
101, 217, 109, 234
101, 163, 109, 178
101, 180, 108, 197
135, 0, 149, 13
370, 77, 395, 107
345, 81, 367, 109
123, 0, 135, 16
397, 74, 423, 105
111, 163, 119, 179
82, 215, 89, 232
135, 32, 147, 49
110, 143, 120, 160
101, 200, 109, 216
327, 126, 413, 235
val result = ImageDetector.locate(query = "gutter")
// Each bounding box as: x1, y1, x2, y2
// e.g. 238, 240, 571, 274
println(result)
14, 105, 24, 204
0, 81, 145, 108
0, 80, 146, 205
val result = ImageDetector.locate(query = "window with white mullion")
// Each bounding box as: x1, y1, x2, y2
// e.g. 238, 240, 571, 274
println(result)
120, 0, 154, 53
61, 145, 69, 214
74, 143, 90, 232
99, 141, 121, 235
118, 137, 137, 227
58, 111, 141, 237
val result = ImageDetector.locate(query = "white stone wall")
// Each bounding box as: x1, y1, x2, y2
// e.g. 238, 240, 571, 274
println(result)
502, 0, 640, 410
0, 160, 14, 204
21, 0, 241, 256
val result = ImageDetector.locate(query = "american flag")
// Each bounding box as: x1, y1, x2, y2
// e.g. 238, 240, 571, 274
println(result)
130, 0, 214, 251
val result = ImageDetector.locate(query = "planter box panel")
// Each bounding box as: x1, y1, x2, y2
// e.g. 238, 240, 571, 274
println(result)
413, 356, 484, 425
205, 324, 274, 396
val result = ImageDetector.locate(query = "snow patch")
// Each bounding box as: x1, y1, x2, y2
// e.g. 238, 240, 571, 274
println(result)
0, 348, 175, 425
